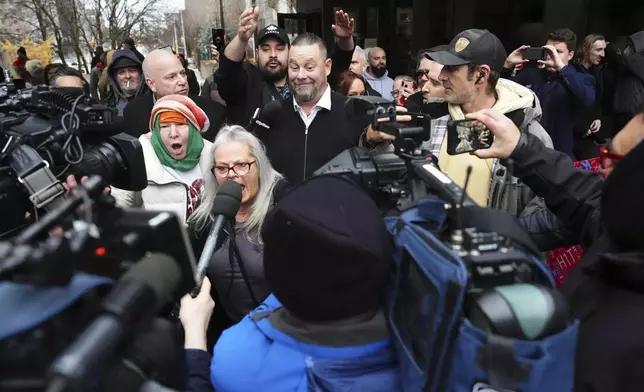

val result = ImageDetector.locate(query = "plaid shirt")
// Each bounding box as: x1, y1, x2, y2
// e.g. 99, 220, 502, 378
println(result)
421, 115, 450, 156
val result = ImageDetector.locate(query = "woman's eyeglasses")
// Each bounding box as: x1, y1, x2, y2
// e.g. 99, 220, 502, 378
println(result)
211, 161, 256, 178
599, 141, 624, 168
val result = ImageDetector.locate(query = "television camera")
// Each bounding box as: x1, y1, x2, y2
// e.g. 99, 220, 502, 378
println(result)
0, 175, 197, 392
0, 85, 147, 237
316, 95, 552, 292
317, 98, 570, 392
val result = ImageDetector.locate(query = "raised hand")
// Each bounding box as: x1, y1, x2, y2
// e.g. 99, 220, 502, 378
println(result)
331, 10, 355, 39
538, 45, 565, 71
237, 7, 259, 43
210, 45, 220, 61
466, 109, 522, 160
504, 45, 529, 69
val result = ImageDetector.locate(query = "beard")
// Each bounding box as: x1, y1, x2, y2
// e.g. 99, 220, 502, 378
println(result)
371, 65, 387, 78
293, 83, 323, 103
423, 96, 447, 104
444, 85, 475, 105
259, 61, 287, 82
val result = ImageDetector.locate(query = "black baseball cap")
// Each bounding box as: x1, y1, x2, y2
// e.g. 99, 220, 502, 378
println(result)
426, 29, 507, 71
256, 24, 290, 46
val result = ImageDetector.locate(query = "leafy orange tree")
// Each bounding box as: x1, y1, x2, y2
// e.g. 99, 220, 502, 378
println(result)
1, 37, 56, 65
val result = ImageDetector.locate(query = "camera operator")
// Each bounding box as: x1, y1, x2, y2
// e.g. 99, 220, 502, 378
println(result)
424, 29, 553, 215
468, 106, 644, 392
48, 65, 86, 90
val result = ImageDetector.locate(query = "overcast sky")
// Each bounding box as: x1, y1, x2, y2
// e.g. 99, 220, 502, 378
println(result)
161, 0, 185, 12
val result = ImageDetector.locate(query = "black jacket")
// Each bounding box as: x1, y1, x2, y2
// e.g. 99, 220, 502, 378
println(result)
605, 32, 644, 123
508, 131, 644, 392
253, 91, 365, 185
187, 68, 200, 96
122, 94, 225, 142
214, 45, 353, 126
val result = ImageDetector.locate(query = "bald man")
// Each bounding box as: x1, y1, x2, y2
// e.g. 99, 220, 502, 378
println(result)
142, 49, 190, 97
123, 49, 224, 141
362, 47, 394, 100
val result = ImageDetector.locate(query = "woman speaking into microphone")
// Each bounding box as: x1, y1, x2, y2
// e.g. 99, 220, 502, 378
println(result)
189, 126, 285, 323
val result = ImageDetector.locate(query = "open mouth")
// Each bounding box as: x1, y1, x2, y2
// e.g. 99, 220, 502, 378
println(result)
170, 143, 182, 154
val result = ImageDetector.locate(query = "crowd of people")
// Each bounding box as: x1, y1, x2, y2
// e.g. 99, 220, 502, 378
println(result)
2, 5, 644, 392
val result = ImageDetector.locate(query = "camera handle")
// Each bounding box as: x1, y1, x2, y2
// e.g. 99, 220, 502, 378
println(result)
10, 144, 67, 211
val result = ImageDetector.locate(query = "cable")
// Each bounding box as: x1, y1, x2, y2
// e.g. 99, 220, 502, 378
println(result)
59, 95, 85, 165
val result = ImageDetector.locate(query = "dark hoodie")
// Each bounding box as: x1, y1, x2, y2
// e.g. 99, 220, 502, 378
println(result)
605, 31, 644, 129
105, 49, 148, 116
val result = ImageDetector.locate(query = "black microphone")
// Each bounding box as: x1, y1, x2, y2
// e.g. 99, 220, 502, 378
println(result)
246, 104, 280, 134
193, 180, 242, 294
47, 253, 182, 392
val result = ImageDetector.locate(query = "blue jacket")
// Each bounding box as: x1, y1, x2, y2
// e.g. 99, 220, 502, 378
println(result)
210, 295, 400, 392
502, 64, 595, 158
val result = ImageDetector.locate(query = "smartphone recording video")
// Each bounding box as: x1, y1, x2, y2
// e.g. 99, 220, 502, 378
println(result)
447, 119, 493, 155
212, 28, 226, 52
523, 47, 547, 62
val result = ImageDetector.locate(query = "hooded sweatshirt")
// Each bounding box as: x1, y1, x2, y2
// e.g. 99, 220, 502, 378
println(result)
426, 79, 553, 215
105, 49, 148, 116
363, 68, 395, 100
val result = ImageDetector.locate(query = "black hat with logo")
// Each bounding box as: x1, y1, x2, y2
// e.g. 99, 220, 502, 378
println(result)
256, 24, 290, 47
426, 29, 507, 71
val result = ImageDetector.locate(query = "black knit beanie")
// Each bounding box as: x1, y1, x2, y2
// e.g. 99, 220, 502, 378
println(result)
602, 138, 644, 251
262, 175, 393, 322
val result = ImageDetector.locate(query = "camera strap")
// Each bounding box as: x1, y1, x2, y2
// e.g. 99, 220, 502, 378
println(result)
9, 144, 66, 211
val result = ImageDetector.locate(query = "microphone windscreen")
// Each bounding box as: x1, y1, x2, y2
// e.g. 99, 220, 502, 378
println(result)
122, 253, 182, 306
211, 180, 242, 218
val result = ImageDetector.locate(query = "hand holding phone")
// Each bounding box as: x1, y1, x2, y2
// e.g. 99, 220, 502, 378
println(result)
447, 119, 494, 155
212, 28, 226, 52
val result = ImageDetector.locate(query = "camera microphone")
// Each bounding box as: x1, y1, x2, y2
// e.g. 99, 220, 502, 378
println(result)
47, 253, 182, 392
